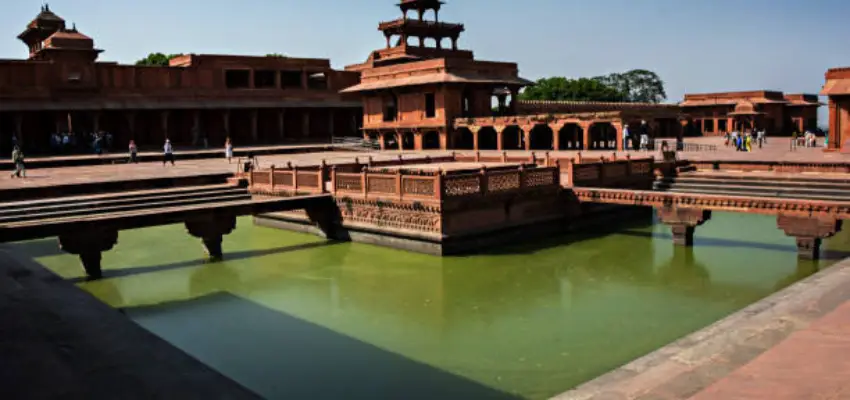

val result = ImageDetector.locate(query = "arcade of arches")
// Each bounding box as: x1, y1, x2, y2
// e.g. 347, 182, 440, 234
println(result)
367, 129, 448, 151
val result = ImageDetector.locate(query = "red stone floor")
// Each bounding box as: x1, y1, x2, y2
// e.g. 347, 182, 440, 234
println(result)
689, 300, 850, 400
0, 150, 449, 190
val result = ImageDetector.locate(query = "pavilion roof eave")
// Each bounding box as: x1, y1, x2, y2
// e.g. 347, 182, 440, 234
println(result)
728, 111, 767, 116
340, 72, 532, 93
821, 79, 850, 96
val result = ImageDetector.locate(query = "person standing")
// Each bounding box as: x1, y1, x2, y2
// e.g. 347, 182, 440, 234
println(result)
128, 140, 138, 164
163, 138, 175, 166
622, 124, 631, 151
10, 146, 24, 178
225, 138, 234, 164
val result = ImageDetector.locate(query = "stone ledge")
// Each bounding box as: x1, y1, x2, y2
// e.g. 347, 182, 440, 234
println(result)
554, 257, 850, 400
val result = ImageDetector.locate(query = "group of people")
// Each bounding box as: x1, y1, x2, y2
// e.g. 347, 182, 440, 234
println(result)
723, 130, 766, 152
623, 121, 652, 151
792, 130, 822, 148
49, 131, 114, 155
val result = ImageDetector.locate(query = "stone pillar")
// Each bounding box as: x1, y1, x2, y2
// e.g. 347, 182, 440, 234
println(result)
249, 109, 259, 143
439, 130, 448, 150
469, 126, 481, 150
185, 214, 237, 262
522, 126, 532, 151
777, 215, 842, 260
550, 123, 563, 151
302, 110, 311, 139
495, 125, 505, 151
657, 208, 712, 246
278, 109, 286, 141
413, 131, 423, 150
378, 132, 386, 151
301, 70, 309, 90
581, 123, 592, 150
58, 228, 119, 280
614, 122, 624, 151
396, 132, 403, 151
828, 100, 840, 151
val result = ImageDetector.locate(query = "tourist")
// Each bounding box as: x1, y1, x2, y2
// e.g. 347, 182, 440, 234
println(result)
745, 133, 752, 152
757, 130, 765, 149
128, 140, 138, 163
225, 138, 234, 163
10, 146, 24, 178
639, 120, 650, 151
621, 124, 628, 150
93, 133, 103, 156
163, 138, 175, 166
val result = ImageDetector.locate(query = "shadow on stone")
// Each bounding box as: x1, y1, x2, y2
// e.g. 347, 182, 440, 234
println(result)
129, 293, 521, 400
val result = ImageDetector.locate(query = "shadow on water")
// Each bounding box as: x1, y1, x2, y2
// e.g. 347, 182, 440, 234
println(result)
478, 214, 656, 256
67, 241, 341, 284
129, 293, 520, 400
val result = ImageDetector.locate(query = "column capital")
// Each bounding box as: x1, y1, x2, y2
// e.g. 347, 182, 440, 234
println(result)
468, 125, 482, 134
657, 207, 711, 227
493, 125, 506, 133
777, 215, 842, 239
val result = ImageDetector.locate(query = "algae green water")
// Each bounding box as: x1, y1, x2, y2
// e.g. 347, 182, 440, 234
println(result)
6, 212, 850, 399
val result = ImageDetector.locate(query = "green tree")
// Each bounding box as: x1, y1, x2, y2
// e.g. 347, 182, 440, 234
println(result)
266, 53, 287, 58
519, 77, 627, 102
135, 53, 184, 66
594, 69, 667, 103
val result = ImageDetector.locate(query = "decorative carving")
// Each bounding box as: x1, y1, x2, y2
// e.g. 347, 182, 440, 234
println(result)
572, 188, 850, 218
488, 172, 520, 192
185, 214, 238, 261
444, 176, 481, 197
524, 169, 555, 188
336, 198, 442, 233
296, 171, 319, 188
776, 215, 843, 260
58, 227, 119, 279
402, 177, 435, 197
335, 174, 363, 192
273, 171, 293, 187
367, 176, 397, 194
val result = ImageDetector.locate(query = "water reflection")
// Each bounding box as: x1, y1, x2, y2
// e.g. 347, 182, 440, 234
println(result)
7, 212, 850, 400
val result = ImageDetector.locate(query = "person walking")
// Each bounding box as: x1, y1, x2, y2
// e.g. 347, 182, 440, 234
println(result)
622, 124, 631, 151
10, 146, 25, 178
225, 137, 234, 164
128, 140, 138, 164
163, 138, 175, 166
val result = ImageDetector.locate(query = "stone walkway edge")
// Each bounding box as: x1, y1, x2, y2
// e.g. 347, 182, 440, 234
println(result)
554, 257, 850, 400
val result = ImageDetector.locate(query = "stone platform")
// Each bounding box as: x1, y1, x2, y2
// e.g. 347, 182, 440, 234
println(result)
0, 248, 260, 399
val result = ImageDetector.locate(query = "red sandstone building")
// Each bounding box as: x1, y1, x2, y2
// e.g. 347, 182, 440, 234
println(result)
0, 5, 362, 152
822, 67, 850, 151
679, 91, 821, 137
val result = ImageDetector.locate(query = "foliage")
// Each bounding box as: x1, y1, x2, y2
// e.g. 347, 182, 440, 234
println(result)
520, 69, 667, 104
519, 77, 626, 102
594, 69, 667, 103
266, 53, 287, 58
134, 53, 184, 67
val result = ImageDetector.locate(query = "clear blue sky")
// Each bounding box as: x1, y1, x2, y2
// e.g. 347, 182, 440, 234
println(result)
2, 0, 849, 121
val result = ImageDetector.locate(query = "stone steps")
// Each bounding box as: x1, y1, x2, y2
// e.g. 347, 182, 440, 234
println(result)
653, 172, 850, 202
0, 185, 252, 225
0, 184, 244, 214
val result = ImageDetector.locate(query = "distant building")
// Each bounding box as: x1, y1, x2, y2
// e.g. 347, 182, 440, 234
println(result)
822, 67, 850, 151
0, 5, 362, 152
679, 91, 820, 137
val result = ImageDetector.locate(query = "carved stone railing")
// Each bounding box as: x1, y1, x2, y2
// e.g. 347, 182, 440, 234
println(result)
331, 165, 559, 203
248, 162, 327, 195
563, 155, 655, 188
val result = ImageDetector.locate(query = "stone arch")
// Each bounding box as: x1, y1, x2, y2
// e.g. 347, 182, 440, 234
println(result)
479, 126, 498, 150
454, 127, 474, 150
557, 123, 583, 150
382, 132, 398, 149
422, 130, 441, 150
402, 131, 416, 150
502, 126, 522, 150
529, 124, 554, 150
589, 122, 616, 150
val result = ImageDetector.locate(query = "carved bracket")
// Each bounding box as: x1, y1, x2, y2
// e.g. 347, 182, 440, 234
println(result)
777, 215, 843, 260
58, 227, 119, 279
657, 207, 711, 227
185, 214, 237, 261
